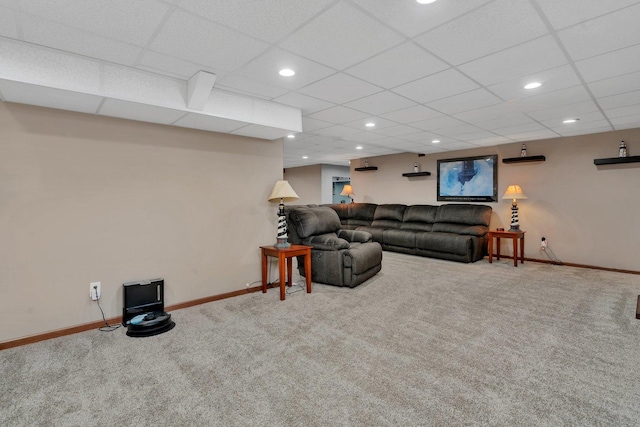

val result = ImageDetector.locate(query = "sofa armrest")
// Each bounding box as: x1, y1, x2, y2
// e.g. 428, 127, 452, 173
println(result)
301, 233, 350, 250
338, 229, 373, 243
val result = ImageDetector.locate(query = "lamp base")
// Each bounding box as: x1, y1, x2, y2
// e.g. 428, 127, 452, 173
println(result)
274, 239, 290, 248
508, 225, 520, 232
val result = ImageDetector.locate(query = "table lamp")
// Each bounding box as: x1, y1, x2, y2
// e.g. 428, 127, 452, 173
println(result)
502, 185, 527, 231
340, 184, 355, 203
268, 180, 299, 248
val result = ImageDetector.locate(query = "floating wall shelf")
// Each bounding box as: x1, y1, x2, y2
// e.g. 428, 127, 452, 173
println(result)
593, 156, 640, 165
402, 172, 431, 177
502, 155, 546, 164
354, 166, 378, 171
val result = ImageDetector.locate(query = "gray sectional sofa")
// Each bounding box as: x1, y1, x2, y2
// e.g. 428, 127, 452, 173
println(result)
324, 203, 492, 263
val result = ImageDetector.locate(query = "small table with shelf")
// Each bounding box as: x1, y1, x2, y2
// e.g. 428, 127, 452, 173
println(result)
260, 244, 312, 301
488, 230, 525, 267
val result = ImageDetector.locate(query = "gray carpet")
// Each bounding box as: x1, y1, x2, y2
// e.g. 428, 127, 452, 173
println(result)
2, 252, 640, 426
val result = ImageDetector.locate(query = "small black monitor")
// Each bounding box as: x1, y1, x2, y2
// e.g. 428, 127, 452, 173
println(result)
122, 278, 165, 325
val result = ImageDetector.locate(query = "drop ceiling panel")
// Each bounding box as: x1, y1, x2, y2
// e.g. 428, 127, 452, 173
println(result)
379, 105, 442, 124
0, 80, 103, 113
150, 9, 269, 72
535, 0, 639, 30
588, 71, 640, 98
459, 36, 568, 86
399, 131, 449, 143
341, 132, 389, 143
598, 90, 640, 110
344, 91, 417, 116
575, 44, 640, 83
540, 111, 607, 127
498, 128, 559, 141
99, 98, 187, 125
343, 117, 398, 131
454, 103, 519, 123
509, 86, 592, 113
344, 42, 448, 89
0, 6, 17, 38
416, 0, 548, 65
216, 74, 289, 100
602, 104, 640, 119
558, 4, 640, 61
372, 124, 423, 138
392, 69, 479, 104
233, 48, 336, 91
301, 117, 333, 132
279, 2, 404, 70
310, 125, 361, 138
549, 119, 612, 135
474, 113, 535, 131
21, 14, 142, 67
306, 105, 371, 125
350, 0, 494, 38
17, 0, 170, 46
178, 0, 335, 43
468, 136, 514, 146
298, 73, 382, 105
272, 92, 335, 115
426, 89, 502, 115
527, 100, 600, 122
137, 51, 212, 80
410, 116, 467, 132
487, 65, 582, 101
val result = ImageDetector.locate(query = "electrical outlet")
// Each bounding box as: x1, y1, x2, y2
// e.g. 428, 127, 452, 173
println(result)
246, 283, 250, 288
90, 282, 101, 300
541, 237, 547, 249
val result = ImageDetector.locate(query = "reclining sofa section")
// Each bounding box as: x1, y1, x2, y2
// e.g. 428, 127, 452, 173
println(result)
325, 203, 492, 263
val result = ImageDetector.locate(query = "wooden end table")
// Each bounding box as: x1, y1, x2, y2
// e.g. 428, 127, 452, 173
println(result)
260, 244, 312, 301
488, 230, 525, 267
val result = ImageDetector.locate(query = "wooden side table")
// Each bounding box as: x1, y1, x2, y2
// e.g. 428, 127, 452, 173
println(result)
260, 245, 312, 301
488, 230, 525, 267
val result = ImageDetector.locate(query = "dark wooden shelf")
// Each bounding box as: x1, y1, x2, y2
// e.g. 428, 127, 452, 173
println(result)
354, 166, 378, 171
502, 155, 546, 164
402, 171, 431, 177
593, 156, 640, 165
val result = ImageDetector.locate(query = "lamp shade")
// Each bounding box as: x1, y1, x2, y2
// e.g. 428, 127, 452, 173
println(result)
268, 180, 299, 203
340, 184, 355, 197
502, 185, 527, 200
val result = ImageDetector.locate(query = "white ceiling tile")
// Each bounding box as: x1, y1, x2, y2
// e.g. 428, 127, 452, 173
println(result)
559, 4, 640, 61
509, 86, 592, 113
459, 36, 568, 86
454, 103, 519, 123
99, 98, 187, 124
216, 74, 289, 100
540, 111, 607, 127
306, 106, 371, 124
435, 124, 487, 138
410, 116, 467, 132
498, 129, 560, 141
137, 51, 215, 80
343, 117, 399, 131
455, 130, 503, 142
576, 44, 640, 82
611, 115, 640, 128
416, 0, 549, 65
0, 80, 103, 113
0, 6, 17, 38
588, 71, 640, 98
527, 100, 600, 122
426, 89, 502, 115
301, 117, 333, 132
151, 9, 269, 72
598, 90, 640, 110
487, 65, 582, 101
310, 125, 361, 138
469, 136, 515, 146
299, 73, 382, 105
475, 113, 535, 131
173, 112, 246, 133
557, 125, 613, 136
372, 125, 422, 138
341, 132, 388, 143
437, 141, 482, 152
392, 68, 479, 103
603, 104, 640, 119
399, 132, 450, 143
178, 0, 335, 43
21, 13, 142, 67
536, 0, 639, 29
344, 42, 448, 89
17, 0, 170, 46
549, 119, 612, 136
344, 91, 417, 116
279, 2, 404, 70
233, 48, 336, 91
351, 0, 494, 38
273, 92, 335, 115
379, 105, 442, 124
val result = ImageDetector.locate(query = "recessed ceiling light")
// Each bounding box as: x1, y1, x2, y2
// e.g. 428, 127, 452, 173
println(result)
417, 0, 437, 4
524, 82, 542, 89
356, 146, 363, 150
563, 118, 579, 124
279, 68, 295, 77
365, 122, 375, 128
432, 139, 440, 144
302, 155, 308, 159
287, 134, 295, 139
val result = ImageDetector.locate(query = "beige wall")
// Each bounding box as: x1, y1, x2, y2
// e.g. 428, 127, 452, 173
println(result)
283, 164, 322, 205
0, 102, 283, 343
350, 129, 640, 272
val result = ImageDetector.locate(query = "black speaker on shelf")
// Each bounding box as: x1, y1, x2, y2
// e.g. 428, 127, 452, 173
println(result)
122, 278, 175, 337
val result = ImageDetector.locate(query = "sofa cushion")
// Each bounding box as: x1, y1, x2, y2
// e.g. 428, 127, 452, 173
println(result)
301, 233, 350, 251
373, 204, 407, 221
349, 203, 378, 221
355, 226, 386, 242
383, 229, 417, 248
289, 207, 341, 239
431, 223, 488, 237
400, 205, 438, 231
435, 204, 491, 226
416, 232, 472, 255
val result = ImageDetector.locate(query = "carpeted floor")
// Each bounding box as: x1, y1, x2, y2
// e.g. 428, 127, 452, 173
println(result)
1, 252, 639, 426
